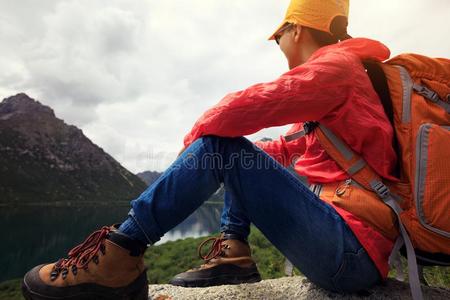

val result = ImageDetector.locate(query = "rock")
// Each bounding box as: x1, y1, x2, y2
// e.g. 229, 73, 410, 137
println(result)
148, 276, 450, 300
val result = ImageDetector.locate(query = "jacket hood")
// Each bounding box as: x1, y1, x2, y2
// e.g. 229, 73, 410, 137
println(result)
309, 38, 391, 63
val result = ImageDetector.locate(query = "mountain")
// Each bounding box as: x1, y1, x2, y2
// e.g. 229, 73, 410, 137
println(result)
209, 185, 225, 202
136, 170, 162, 186
0, 93, 147, 203
137, 168, 225, 202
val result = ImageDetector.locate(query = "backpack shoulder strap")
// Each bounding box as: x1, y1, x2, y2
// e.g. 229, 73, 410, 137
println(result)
363, 60, 394, 124
363, 60, 401, 178
313, 123, 423, 300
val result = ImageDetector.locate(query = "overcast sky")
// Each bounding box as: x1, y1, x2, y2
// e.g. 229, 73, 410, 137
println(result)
0, 0, 449, 173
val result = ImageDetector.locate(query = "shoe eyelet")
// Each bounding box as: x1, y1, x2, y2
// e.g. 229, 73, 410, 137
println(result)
61, 269, 68, 280
71, 265, 78, 275
50, 271, 59, 281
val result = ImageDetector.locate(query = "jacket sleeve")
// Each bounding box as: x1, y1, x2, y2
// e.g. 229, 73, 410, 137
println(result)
253, 123, 307, 167
253, 136, 290, 167
183, 52, 354, 148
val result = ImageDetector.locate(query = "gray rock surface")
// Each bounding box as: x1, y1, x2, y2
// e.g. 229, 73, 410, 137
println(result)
148, 276, 450, 300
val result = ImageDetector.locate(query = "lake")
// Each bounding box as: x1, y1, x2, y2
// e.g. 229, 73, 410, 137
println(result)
0, 202, 223, 282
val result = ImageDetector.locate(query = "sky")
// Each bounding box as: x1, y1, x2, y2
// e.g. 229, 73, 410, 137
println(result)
0, 0, 449, 173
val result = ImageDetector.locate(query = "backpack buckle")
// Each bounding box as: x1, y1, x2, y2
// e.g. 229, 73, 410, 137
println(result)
413, 84, 441, 103
370, 181, 390, 199
303, 121, 319, 134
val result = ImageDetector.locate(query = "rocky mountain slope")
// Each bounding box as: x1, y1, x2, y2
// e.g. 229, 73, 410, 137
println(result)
137, 170, 162, 186
0, 93, 147, 203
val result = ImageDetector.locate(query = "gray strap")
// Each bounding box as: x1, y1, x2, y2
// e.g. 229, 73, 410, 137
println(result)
413, 83, 450, 113
348, 179, 364, 190
396, 66, 413, 123
346, 159, 366, 175
389, 236, 404, 265
386, 195, 423, 300
284, 130, 305, 142
370, 181, 424, 300
318, 124, 354, 160
283, 129, 305, 175
396, 210, 423, 300
305, 122, 424, 299
389, 236, 405, 281
413, 83, 442, 103
435, 99, 450, 113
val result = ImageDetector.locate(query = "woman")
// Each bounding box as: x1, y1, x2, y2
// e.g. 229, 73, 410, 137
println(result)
22, 0, 398, 299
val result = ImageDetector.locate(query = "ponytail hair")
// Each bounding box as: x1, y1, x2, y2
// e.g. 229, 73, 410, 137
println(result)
305, 15, 352, 47
330, 15, 352, 41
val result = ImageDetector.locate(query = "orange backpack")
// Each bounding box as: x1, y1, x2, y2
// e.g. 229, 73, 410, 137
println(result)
371, 54, 450, 255
286, 54, 450, 300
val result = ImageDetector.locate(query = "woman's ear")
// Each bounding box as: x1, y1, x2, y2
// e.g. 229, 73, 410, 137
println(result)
293, 25, 303, 43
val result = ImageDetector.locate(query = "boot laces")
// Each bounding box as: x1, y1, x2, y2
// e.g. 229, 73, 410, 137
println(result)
50, 226, 111, 281
197, 235, 230, 262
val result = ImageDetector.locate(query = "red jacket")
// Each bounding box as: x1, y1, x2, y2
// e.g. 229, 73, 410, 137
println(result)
184, 38, 396, 278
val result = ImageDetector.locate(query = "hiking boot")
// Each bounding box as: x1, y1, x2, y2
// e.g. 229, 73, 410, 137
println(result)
169, 233, 261, 287
22, 224, 148, 300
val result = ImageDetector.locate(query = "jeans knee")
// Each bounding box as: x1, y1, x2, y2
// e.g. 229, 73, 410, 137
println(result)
198, 135, 220, 146
201, 135, 241, 143
200, 135, 252, 149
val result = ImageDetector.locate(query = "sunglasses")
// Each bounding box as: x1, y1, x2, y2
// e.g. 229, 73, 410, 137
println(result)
275, 23, 294, 45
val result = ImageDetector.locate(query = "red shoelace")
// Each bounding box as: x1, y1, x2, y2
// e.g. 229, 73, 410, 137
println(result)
197, 235, 230, 261
51, 226, 111, 280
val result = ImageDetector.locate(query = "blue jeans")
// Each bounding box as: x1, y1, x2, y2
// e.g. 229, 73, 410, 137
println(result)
119, 135, 381, 292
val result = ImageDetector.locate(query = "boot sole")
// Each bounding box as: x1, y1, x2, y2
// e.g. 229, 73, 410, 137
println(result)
171, 272, 262, 287
22, 285, 148, 300
170, 264, 262, 287
22, 266, 148, 300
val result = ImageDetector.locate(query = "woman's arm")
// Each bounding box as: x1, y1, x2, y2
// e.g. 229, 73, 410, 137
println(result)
253, 123, 307, 167
183, 51, 354, 148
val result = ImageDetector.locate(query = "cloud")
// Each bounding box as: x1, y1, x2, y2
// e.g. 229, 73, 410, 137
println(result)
0, 0, 448, 173
349, 0, 450, 57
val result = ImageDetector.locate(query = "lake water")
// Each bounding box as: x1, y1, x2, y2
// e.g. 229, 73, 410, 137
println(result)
1, 202, 223, 282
